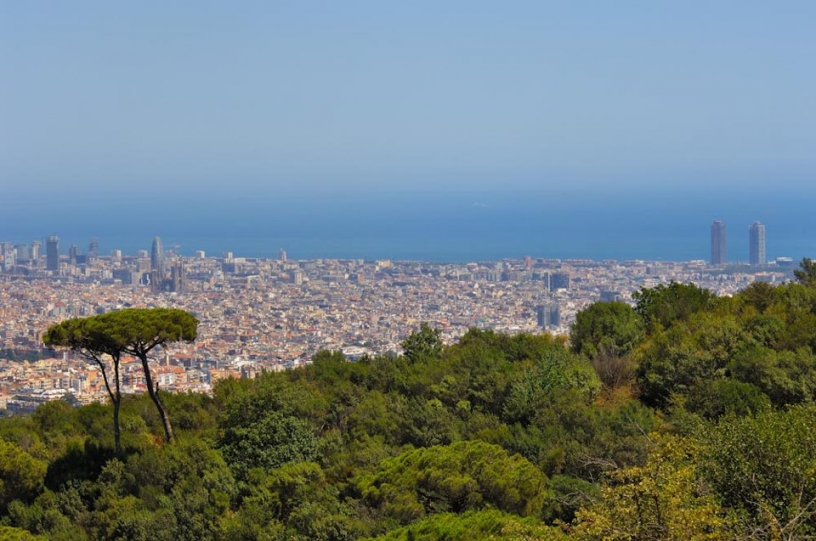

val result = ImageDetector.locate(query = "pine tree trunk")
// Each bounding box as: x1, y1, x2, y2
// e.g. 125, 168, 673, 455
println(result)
113, 399, 122, 454
139, 356, 175, 443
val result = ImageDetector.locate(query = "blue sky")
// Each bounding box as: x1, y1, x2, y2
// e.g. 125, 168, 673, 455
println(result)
2, 1, 814, 195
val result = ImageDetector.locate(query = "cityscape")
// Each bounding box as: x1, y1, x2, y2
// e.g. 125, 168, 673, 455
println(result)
0, 221, 793, 414
3, 2, 815, 537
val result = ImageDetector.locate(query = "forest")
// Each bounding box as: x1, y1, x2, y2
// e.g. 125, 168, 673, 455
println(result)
4, 262, 816, 540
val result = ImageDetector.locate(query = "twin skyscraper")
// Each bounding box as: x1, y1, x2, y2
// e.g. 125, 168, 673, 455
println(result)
710, 220, 766, 266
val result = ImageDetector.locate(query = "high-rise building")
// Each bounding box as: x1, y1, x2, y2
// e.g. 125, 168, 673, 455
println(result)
46, 236, 60, 271
1, 243, 16, 272
749, 222, 766, 266
151, 237, 165, 275
30, 241, 41, 260
600, 290, 622, 302
710, 221, 726, 265
551, 272, 570, 290
88, 237, 99, 257
171, 261, 186, 293
278, 248, 288, 262
14, 244, 30, 262
536, 303, 561, 328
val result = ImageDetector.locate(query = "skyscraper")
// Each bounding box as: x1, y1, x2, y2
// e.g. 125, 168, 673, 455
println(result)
710, 221, 726, 265
151, 236, 165, 275
749, 222, 766, 265
46, 236, 59, 271
536, 303, 561, 328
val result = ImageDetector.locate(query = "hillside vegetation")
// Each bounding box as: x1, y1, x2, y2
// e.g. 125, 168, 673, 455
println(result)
4, 272, 816, 540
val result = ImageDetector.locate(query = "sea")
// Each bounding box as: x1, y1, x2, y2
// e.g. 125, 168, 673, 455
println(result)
2, 186, 814, 263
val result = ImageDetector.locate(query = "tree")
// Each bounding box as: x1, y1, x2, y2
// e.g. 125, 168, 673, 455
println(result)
219, 411, 319, 480
632, 282, 715, 329
46, 308, 198, 445
44, 315, 128, 454
702, 405, 816, 537
794, 257, 816, 287
368, 509, 566, 541
401, 323, 443, 363
571, 301, 644, 359
358, 440, 552, 523
570, 302, 644, 389
0, 439, 48, 513
112, 308, 198, 443
572, 435, 733, 541
739, 281, 777, 313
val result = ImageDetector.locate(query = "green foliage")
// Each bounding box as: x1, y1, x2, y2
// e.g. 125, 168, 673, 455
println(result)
632, 281, 715, 329
572, 435, 733, 541
727, 347, 816, 407
17, 305, 816, 540
401, 323, 443, 363
219, 411, 319, 480
740, 281, 777, 313
0, 439, 48, 512
635, 313, 753, 409
362, 509, 566, 541
794, 257, 816, 287
701, 405, 816, 536
358, 441, 552, 524
571, 301, 644, 359
0, 526, 47, 540
503, 346, 601, 425
44, 308, 199, 447
685, 379, 770, 420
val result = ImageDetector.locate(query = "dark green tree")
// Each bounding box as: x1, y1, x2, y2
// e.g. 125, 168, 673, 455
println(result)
794, 257, 816, 287
571, 301, 644, 359
45, 308, 198, 444
43, 316, 128, 454
0, 439, 48, 513
358, 440, 551, 523
219, 411, 319, 480
111, 308, 198, 443
401, 323, 443, 363
702, 405, 816, 536
571, 302, 644, 389
632, 281, 714, 329
739, 281, 777, 313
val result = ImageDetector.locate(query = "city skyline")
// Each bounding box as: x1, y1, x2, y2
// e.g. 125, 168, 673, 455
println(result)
0, 222, 788, 270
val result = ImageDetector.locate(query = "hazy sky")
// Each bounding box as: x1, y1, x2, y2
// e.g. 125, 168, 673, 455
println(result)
2, 1, 814, 194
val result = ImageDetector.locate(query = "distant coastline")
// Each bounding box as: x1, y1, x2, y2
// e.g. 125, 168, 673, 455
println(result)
3, 188, 814, 263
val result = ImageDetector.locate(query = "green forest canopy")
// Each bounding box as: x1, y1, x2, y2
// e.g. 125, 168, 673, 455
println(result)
4, 276, 816, 539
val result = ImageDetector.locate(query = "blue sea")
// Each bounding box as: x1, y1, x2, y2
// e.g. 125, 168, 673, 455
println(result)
2, 186, 814, 263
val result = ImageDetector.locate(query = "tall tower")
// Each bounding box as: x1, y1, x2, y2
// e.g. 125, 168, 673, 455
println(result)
151, 237, 165, 275
536, 303, 561, 328
46, 236, 60, 271
710, 221, 726, 265
749, 222, 766, 265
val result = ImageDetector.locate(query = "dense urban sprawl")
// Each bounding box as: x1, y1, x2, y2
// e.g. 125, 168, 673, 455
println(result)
0, 244, 792, 413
